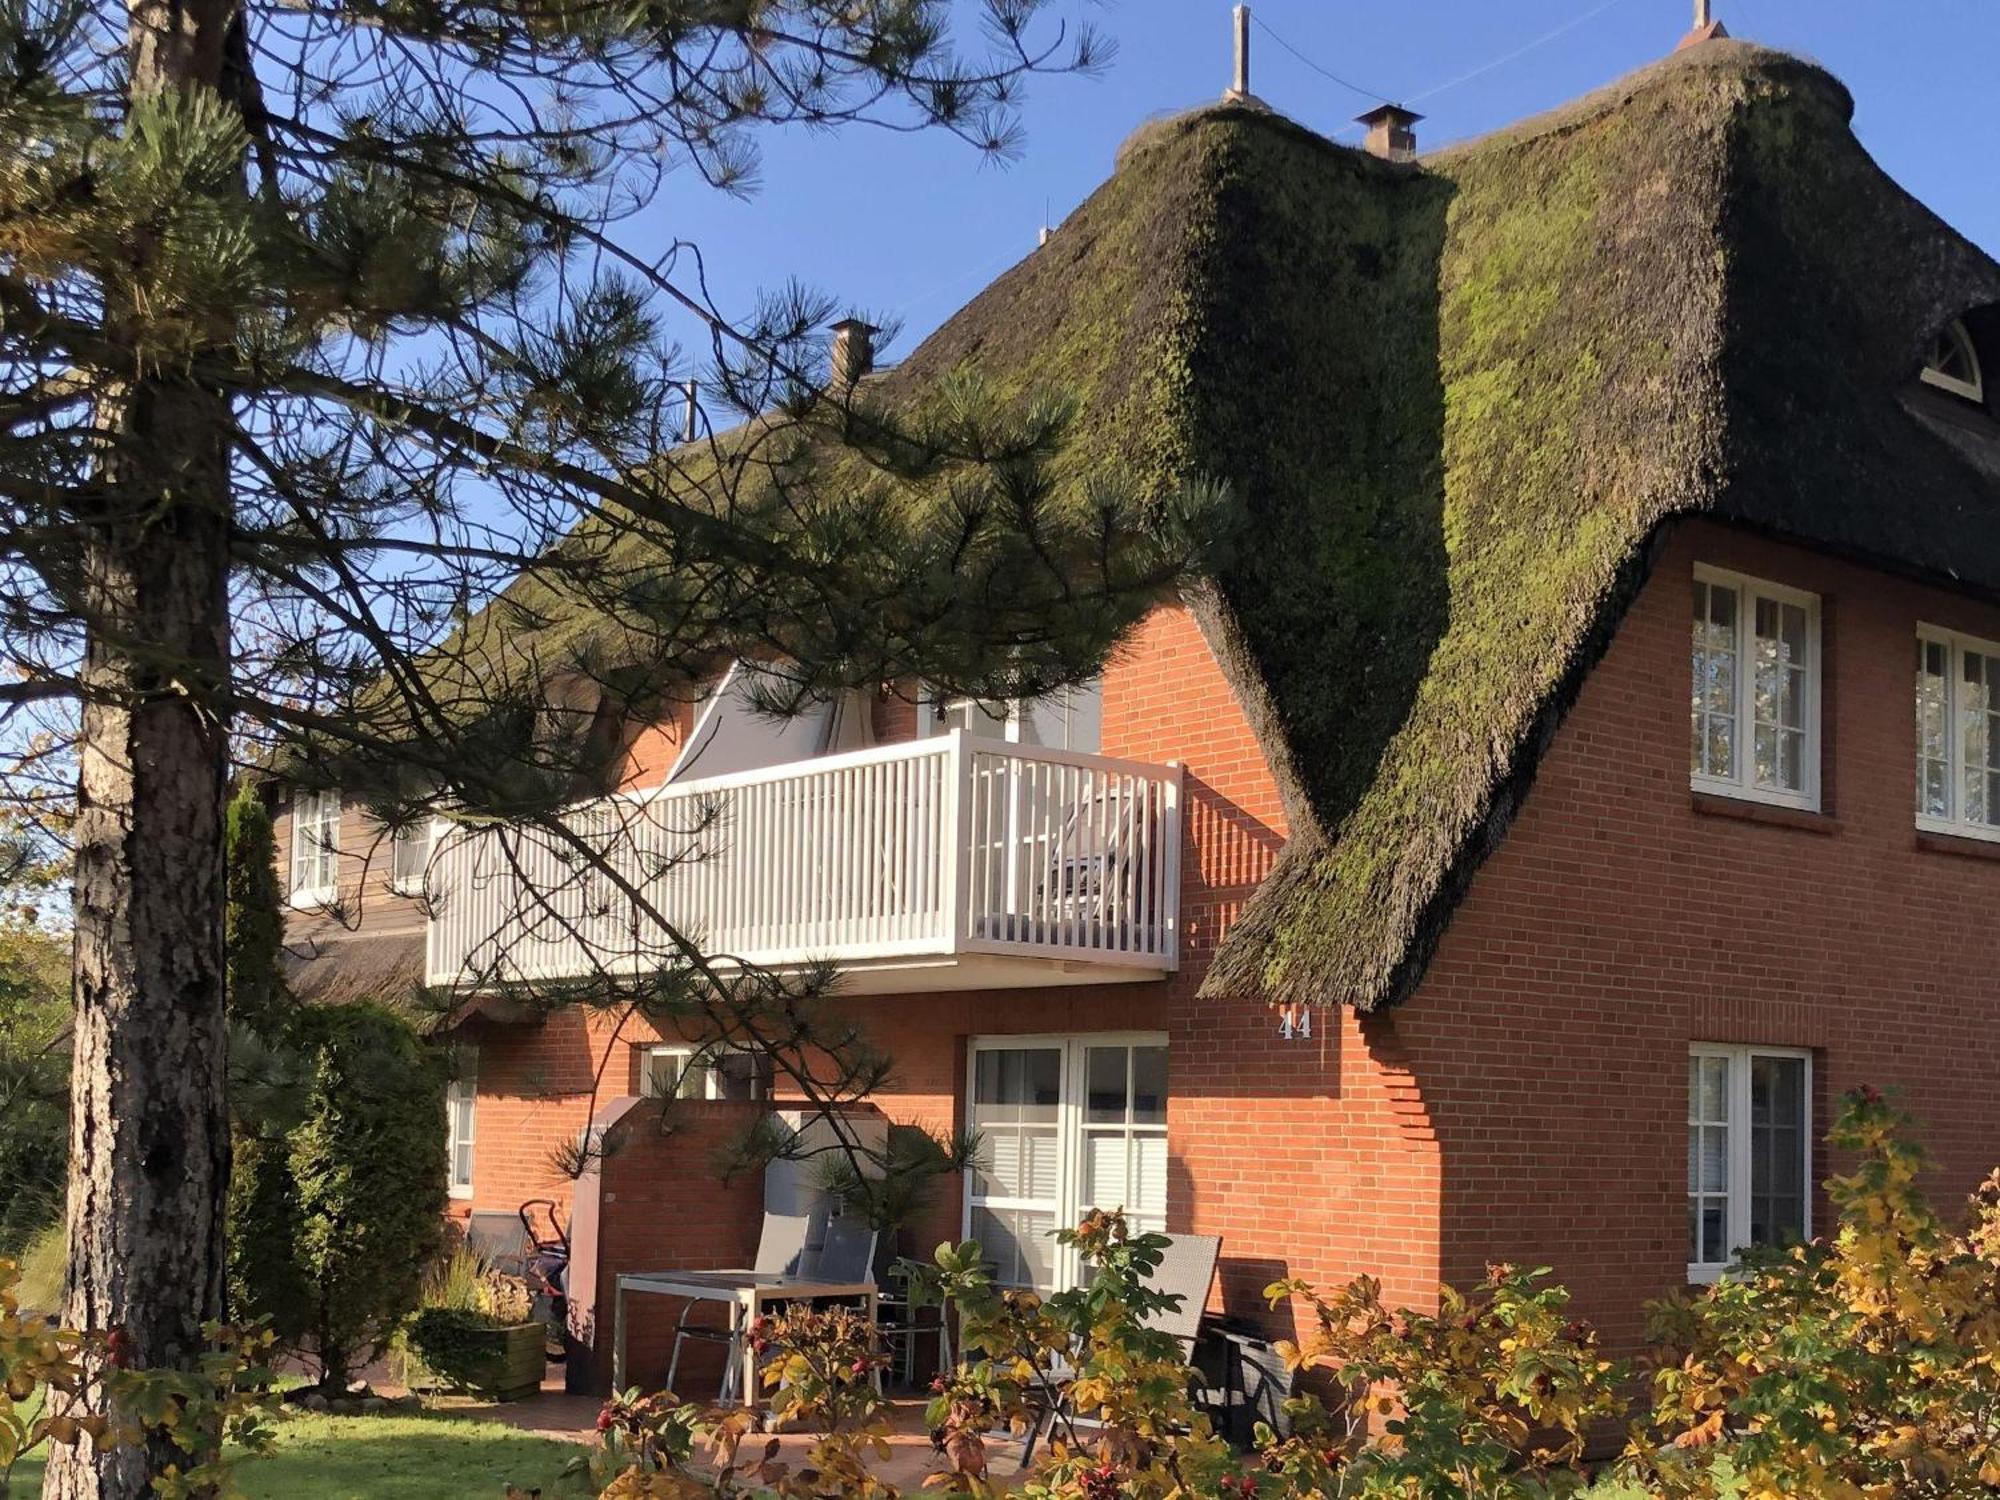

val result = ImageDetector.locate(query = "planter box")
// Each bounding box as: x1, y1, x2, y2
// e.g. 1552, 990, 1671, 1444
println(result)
409, 1318, 546, 1402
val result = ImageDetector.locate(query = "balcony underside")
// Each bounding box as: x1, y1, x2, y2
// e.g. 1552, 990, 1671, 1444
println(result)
711, 947, 1171, 996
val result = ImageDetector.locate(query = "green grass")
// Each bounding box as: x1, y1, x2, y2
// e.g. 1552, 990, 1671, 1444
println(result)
2, 1410, 586, 1499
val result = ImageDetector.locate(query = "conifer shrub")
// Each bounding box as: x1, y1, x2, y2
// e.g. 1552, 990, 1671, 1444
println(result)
228, 1002, 447, 1392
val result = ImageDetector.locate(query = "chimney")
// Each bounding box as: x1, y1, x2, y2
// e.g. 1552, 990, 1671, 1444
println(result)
680, 378, 699, 443
1356, 104, 1422, 163
829, 318, 876, 390
1219, 4, 1270, 110
1223, 4, 1251, 102
1676, 0, 1729, 49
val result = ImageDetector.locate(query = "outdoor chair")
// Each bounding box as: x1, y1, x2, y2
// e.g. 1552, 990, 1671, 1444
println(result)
665, 1210, 815, 1397
464, 1209, 531, 1279
876, 1259, 953, 1389
1016, 1232, 1222, 1469
983, 782, 1147, 948
802, 1213, 877, 1284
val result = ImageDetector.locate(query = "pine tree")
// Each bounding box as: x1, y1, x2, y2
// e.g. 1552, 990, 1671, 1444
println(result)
0, 2, 1211, 1493
224, 783, 287, 1041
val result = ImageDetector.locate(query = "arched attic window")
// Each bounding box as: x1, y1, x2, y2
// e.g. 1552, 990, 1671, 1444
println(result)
1921, 318, 1984, 403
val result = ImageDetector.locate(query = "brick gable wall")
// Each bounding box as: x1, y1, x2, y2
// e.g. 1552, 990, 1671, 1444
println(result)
1393, 516, 2000, 1349
289, 525, 2000, 1383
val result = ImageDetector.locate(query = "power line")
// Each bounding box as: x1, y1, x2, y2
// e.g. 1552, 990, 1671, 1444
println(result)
1250, 0, 1642, 130
1250, 13, 1396, 106
1408, 0, 1637, 106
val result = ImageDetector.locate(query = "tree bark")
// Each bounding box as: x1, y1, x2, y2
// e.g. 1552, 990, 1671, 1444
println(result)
46, 378, 236, 1499
45, 2, 240, 1493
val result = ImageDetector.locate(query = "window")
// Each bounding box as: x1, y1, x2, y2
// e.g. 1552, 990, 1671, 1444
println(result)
389, 820, 430, 895
446, 1054, 477, 1199
1688, 1045, 1810, 1283
641, 1044, 770, 1101
1690, 569, 1819, 810
965, 1034, 1168, 1291
1914, 627, 2000, 840
1921, 319, 1984, 404
922, 679, 1103, 754
289, 789, 340, 905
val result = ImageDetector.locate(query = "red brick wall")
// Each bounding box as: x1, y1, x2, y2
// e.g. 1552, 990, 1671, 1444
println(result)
454, 1012, 608, 1225
569, 1099, 767, 1394
616, 704, 693, 791
451, 545, 2000, 1367
1386, 516, 2000, 1349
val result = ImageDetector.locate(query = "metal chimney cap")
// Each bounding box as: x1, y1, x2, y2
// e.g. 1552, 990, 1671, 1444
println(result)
1354, 103, 1424, 128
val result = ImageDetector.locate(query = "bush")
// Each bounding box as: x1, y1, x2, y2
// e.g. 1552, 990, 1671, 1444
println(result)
14, 1219, 64, 1315
0, 922, 72, 1256
0, 1258, 280, 1492
570, 1090, 2000, 1499
228, 1001, 448, 1392
1627, 1086, 2000, 1496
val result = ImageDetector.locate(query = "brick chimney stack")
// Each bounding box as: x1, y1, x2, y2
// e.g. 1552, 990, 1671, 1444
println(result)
1356, 104, 1422, 164
830, 319, 876, 391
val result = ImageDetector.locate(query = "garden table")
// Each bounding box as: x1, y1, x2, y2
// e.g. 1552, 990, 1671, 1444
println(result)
611, 1268, 878, 1408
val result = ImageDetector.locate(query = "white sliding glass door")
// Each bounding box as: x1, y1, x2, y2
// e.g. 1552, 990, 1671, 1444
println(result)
965, 1034, 1169, 1291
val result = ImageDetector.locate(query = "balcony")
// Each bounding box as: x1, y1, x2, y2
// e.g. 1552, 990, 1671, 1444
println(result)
425, 731, 1182, 994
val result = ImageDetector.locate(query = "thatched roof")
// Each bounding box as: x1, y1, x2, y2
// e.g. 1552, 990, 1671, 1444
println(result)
436, 39, 2000, 1014
877, 38, 2000, 1011
286, 931, 426, 1009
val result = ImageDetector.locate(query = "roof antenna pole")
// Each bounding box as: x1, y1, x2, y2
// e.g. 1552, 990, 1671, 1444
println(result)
1228, 4, 1250, 102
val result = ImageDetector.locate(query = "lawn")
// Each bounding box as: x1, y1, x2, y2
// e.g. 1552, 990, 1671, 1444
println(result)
2, 1410, 587, 1499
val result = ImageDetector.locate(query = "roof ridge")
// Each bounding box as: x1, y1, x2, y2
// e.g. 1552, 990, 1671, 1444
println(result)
1427, 38, 1849, 164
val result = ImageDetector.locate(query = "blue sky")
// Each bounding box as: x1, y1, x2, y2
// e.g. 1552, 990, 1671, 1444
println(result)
662, 0, 2000, 366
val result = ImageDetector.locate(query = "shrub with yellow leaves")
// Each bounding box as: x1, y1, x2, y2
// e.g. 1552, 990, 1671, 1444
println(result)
0, 1257, 279, 1498
1260, 1263, 1628, 1497
573, 1304, 895, 1499
1626, 1086, 2000, 1498
569, 1093, 2000, 1499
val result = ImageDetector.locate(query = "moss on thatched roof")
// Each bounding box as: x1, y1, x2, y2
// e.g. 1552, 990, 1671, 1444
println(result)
887, 38, 2000, 1011
444, 39, 2000, 1014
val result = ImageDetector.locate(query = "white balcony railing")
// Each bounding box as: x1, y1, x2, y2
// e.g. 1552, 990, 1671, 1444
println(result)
424, 731, 1182, 990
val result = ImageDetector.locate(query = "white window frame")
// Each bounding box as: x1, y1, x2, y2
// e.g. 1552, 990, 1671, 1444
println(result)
288, 789, 341, 907
1915, 624, 2000, 844
446, 1054, 477, 1200
1921, 319, 1984, 403
389, 819, 432, 896
1687, 1043, 1812, 1285
1690, 566, 1822, 812
641, 1043, 769, 1101
962, 1032, 1168, 1293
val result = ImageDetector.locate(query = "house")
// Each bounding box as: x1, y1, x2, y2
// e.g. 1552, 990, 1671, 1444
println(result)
275, 33, 2000, 1394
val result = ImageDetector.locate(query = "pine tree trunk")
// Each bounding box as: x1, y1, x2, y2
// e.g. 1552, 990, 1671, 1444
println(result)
45, 2, 240, 1492
45, 378, 236, 1500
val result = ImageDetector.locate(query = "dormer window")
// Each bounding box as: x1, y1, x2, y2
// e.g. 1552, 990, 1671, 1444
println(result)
1921, 319, 1984, 403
